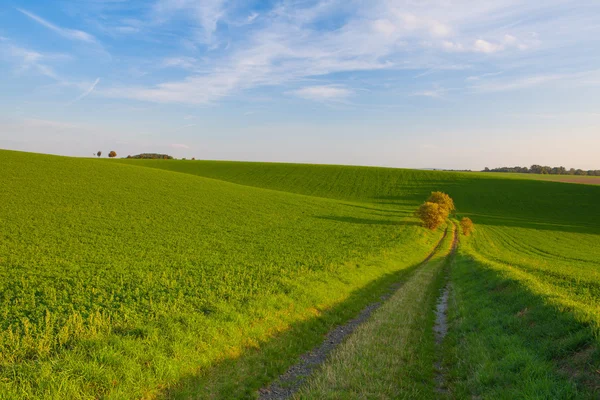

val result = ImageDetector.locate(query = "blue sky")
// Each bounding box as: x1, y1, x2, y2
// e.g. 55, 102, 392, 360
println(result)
1, 0, 599, 169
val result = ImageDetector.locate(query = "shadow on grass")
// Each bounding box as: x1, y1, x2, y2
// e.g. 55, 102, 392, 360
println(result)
314, 215, 421, 226
447, 251, 600, 398
158, 257, 429, 399
373, 177, 600, 236
339, 202, 413, 215
459, 213, 600, 235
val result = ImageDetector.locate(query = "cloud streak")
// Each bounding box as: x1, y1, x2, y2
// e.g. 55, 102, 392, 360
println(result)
70, 78, 100, 104
291, 86, 353, 101
99, 0, 556, 105
17, 8, 96, 43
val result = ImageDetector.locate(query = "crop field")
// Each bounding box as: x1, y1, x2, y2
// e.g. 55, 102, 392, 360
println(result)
2, 150, 600, 398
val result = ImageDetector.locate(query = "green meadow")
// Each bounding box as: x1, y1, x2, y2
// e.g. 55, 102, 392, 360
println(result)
1, 149, 600, 398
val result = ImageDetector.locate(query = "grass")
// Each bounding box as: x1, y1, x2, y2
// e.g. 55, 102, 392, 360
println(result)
295, 224, 455, 399
442, 218, 600, 399
2, 150, 600, 398
0, 150, 441, 399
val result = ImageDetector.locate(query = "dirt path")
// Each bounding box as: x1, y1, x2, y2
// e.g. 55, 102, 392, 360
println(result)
433, 224, 458, 394
258, 228, 450, 400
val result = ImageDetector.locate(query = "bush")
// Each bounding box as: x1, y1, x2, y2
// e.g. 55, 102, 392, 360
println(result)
108, 151, 117, 158
415, 202, 447, 230
427, 191, 455, 214
460, 217, 474, 236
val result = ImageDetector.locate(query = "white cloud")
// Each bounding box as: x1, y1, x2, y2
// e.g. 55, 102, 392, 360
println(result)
171, 143, 191, 149
162, 57, 196, 70
247, 12, 259, 23
153, 0, 227, 44
394, 12, 451, 38
372, 19, 396, 36
474, 39, 503, 54
100, 0, 595, 105
472, 74, 565, 92
2, 42, 60, 80
291, 86, 353, 101
465, 71, 504, 82
17, 8, 96, 43
412, 86, 446, 98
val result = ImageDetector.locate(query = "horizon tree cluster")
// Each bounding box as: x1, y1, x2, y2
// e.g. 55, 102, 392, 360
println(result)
484, 165, 600, 176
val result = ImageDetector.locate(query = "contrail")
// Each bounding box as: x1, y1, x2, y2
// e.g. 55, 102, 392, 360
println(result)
70, 78, 100, 104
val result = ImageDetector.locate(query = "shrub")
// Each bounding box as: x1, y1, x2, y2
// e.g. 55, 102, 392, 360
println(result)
96, 151, 102, 158
415, 202, 447, 230
460, 217, 474, 236
427, 191, 455, 214
108, 151, 117, 158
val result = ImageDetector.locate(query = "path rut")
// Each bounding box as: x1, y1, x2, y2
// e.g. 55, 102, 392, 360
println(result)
258, 227, 450, 400
434, 224, 458, 394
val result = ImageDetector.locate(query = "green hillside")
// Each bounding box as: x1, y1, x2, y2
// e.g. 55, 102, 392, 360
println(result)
115, 158, 600, 230
0, 150, 439, 399
2, 150, 600, 398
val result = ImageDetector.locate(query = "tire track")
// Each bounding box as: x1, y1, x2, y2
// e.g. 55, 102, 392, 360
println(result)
434, 223, 458, 395
258, 227, 450, 400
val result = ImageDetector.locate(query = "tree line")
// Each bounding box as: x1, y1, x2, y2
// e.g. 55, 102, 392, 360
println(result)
483, 165, 600, 176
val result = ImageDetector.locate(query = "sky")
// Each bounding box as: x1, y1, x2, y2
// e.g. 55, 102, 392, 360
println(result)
1, 0, 599, 170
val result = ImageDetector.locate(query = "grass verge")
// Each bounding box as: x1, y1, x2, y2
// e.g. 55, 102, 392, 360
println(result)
444, 245, 600, 399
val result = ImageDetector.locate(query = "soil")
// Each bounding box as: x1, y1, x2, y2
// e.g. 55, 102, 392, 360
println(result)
433, 226, 458, 394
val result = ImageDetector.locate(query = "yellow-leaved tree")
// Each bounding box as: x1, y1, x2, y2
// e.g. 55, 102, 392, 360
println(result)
415, 191, 455, 230
460, 217, 474, 236
415, 202, 447, 230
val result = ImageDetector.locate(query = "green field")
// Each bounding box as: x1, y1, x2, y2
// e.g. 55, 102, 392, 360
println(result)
1, 150, 600, 398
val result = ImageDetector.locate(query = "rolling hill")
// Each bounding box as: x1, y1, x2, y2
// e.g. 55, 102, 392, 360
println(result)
1, 150, 599, 398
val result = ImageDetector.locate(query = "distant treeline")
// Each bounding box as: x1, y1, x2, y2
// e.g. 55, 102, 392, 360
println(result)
126, 153, 174, 159
483, 165, 600, 176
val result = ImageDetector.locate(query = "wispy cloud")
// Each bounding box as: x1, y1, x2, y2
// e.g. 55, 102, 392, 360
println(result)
1, 41, 61, 80
70, 78, 100, 104
17, 8, 96, 43
466, 71, 504, 82
162, 57, 197, 70
100, 0, 551, 105
153, 0, 227, 45
171, 143, 191, 149
291, 86, 353, 102
412, 87, 447, 98
472, 74, 566, 92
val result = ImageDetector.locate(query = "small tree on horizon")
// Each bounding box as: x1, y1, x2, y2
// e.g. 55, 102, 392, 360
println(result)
97, 151, 102, 157
108, 151, 117, 158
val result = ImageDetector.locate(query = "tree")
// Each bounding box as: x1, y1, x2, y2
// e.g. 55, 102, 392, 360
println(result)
415, 202, 447, 230
460, 217, 474, 236
427, 191, 455, 215
108, 151, 117, 158
97, 151, 102, 157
